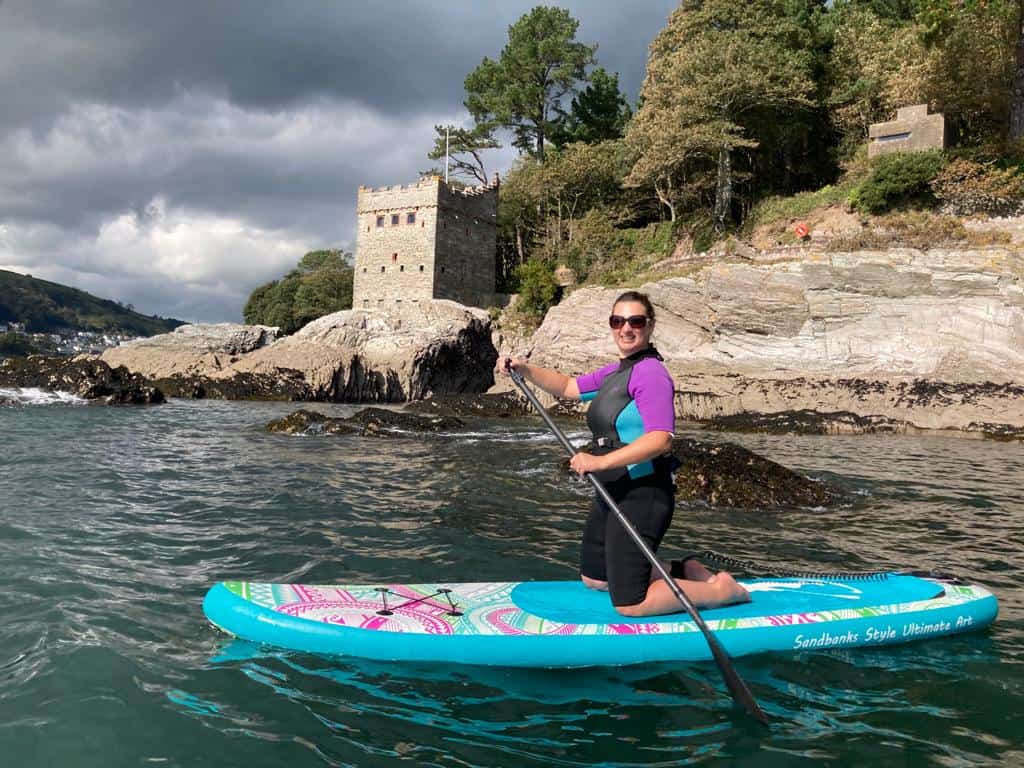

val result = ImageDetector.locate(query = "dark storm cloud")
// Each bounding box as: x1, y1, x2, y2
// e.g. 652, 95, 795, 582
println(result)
0, 1, 677, 322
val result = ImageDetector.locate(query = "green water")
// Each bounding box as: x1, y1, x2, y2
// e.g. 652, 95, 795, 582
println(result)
0, 397, 1021, 766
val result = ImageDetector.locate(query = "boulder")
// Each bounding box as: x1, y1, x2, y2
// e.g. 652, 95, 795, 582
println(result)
0, 356, 164, 404
559, 437, 838, 509
102, 301, 498, 402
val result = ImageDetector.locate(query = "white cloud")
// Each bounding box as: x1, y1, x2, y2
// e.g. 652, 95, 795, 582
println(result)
0, 91, 508, 322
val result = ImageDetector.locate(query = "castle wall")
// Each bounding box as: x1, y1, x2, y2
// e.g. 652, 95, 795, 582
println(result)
352, 178, 440, 310
433, 182, 497, 307
351, 176, 498, 310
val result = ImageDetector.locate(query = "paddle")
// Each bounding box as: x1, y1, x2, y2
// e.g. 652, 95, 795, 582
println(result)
509, 368, 769, 726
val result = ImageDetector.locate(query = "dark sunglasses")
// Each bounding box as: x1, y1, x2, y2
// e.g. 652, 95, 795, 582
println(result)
608, 314, 650, 330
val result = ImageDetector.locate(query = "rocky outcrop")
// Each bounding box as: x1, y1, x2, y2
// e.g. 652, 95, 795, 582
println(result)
406, 391, 533, 419
515, 246, 1024, 438
101, 323, 279, 379
267, 407, 464, 435
102, 301, 497, 402
0, 356, 164, 404
561, 437, 838, 509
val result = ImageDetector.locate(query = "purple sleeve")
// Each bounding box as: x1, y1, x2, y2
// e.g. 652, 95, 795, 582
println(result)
575, 361, 619, 396
628, 359, 676, 434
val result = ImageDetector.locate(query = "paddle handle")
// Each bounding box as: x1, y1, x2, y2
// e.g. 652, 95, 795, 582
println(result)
509, 367, 768, 726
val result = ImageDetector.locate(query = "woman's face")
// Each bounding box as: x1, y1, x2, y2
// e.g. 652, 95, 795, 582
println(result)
609, 300, 653, 358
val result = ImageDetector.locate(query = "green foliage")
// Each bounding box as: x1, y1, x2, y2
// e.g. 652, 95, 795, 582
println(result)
626, 0, 821, 226
513, 259, 559, 318
562, 213, 678, 286
426, 124, 500, 185
0, 269, 183, 335
930, 157, 1024, 215
243, 250, 353, 334
745, 180, 859, 231
551, 68, 632, 147
465, 6, 596, 161
496, 140, 635, 287
849, 151, 946, 213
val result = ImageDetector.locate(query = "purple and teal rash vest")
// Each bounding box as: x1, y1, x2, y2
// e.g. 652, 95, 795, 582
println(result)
575, 347, 676, 481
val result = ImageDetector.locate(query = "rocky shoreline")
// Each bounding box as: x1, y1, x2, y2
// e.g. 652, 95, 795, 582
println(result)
3, 243, 1021, 441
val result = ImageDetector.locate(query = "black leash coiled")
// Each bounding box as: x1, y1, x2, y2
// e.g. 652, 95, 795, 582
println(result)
693, 549, 892, 582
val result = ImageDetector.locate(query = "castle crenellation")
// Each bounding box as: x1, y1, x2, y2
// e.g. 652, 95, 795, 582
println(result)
352, 175, 498, 311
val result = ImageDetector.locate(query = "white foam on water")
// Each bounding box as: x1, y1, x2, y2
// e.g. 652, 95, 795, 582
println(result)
0, 387, 87, 406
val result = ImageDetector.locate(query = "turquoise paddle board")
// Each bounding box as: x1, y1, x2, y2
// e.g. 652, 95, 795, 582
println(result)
202, 573, 997, 667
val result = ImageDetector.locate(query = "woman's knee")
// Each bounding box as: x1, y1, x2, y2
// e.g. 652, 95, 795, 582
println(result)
613, 601, 646, 617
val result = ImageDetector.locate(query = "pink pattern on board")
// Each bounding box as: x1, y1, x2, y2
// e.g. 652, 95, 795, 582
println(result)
766, 612, 821, 627
608, 623, 662, 635
486, 607, 526, 635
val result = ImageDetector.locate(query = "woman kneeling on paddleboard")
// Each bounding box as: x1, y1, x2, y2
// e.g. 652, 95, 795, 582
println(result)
500, 290, 749, 617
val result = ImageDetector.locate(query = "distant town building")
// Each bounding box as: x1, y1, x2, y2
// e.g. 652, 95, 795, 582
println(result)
352, 174, 498, 310
868, 104, 947, 158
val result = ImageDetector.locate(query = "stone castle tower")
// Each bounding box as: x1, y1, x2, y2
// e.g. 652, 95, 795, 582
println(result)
352, 175, 498, 310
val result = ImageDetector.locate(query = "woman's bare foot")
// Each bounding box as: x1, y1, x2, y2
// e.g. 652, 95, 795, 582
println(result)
707, 571, 751, 607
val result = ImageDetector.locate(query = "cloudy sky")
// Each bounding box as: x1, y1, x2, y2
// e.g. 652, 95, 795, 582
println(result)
0, 1, 677, 322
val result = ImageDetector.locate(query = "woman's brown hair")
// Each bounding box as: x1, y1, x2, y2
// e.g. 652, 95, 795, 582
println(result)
613, 290, 655, 321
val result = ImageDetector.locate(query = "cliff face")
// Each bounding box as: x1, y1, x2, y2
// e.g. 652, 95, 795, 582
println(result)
522, 246, 1024, 437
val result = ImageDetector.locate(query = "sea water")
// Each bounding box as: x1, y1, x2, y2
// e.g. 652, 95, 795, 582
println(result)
0, 398, 1021, 766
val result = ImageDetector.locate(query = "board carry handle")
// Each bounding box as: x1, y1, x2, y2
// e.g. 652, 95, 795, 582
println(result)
509, 367, 769, 727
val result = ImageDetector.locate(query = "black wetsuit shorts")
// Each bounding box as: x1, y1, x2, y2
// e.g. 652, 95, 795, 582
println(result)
578, 469, 675, 607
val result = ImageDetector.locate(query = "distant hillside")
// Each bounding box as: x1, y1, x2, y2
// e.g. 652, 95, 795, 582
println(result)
0, 269, 185, 335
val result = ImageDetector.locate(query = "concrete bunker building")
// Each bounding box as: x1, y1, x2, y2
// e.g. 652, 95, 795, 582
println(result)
352, 175, 498, 311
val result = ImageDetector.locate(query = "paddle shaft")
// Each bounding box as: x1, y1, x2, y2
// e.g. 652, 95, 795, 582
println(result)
509, 368, 768, 726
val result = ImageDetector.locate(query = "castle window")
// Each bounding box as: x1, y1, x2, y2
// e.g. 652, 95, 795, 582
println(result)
406, 212, 416, 225
392, 253, 397, 262
441, 266, 446, 273
419, 265, 424, 272
380, 266, 385, 272
391, 213, 400, 226
376, 215, 385, 228
362, 267, 367, 273
400, 265, 404, 272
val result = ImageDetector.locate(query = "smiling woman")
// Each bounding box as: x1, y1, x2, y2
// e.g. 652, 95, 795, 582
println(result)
499, 290, 750, 618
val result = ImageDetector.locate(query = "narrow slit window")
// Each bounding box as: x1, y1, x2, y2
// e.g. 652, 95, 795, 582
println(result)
419, 265, 424, 272
392, 253, 398, 262
399, 265, 404, 272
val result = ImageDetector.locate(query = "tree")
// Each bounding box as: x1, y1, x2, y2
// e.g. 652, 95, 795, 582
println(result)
914, 0, 1018, 143
551, 68, 632, 146
627, 0, 819, 228
465, 6, 596, 162
426, 123, 500, 185
826, 5, 930, 153
242, 250, 354, 334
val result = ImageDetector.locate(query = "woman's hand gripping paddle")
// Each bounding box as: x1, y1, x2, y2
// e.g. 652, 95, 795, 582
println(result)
509, 368, 769, 726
